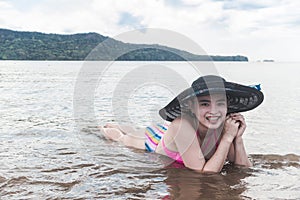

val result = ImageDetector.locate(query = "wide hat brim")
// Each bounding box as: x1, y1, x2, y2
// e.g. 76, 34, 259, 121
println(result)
159, 76, 264, 122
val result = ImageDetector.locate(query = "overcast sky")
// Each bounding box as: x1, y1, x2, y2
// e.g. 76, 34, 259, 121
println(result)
0, 0, 299, 61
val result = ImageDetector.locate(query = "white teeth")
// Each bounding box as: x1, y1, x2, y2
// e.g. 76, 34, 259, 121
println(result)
206, 116, 220, 121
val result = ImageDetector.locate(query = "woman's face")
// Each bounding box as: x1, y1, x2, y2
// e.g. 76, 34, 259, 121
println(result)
191, 93, 227, 130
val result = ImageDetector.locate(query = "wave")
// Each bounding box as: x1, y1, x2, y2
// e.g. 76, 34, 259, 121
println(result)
251, 154, 300, 169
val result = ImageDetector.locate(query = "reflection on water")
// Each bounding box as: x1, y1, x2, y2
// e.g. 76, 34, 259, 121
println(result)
1, 61, 300, 199
252, 154, 300, 169
163, 154, 300, 200
244, 154, 300, 199
163, 164, 250, 200
1, 129, 299, 199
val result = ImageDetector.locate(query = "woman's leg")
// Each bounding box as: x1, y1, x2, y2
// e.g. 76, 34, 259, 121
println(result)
104, 123, 142, 135
100, 126, 145, 150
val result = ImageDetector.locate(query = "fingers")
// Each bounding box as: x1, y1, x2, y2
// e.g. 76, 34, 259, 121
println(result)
229, 114, 247, 137
225, 115, 231, 121
227, 115, 246, 132
228, 113, 244, 119
224, 116, 239, 139
225, 116, 240, 128
227, 114, 242, 122
228, 113, 245, 123
224, 113, 247, 140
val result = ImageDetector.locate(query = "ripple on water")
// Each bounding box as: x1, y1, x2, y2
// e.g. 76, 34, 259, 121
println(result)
242, 154, 300, 199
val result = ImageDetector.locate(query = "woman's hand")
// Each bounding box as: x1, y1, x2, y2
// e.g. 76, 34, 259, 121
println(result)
227, 113, 252, 167
222, 115, 240, 142
229, 113, 246, 138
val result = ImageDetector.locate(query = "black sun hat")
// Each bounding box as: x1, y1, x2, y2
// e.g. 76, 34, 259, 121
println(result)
159, 75, 264, 122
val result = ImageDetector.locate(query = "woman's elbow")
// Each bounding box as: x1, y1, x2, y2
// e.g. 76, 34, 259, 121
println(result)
191, 168, 221, 174
185, 163, 221, 174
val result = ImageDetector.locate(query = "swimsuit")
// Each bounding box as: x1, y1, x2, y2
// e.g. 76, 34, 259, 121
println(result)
145, 124, 167, 152
145, 123, 184, 164
145, 124, 219, 164
161, 137, 184, 164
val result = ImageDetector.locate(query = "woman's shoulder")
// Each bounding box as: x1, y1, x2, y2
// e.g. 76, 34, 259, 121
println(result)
169, 116, 196, 134
171, 116, 190, 126
172, 114, 196, 126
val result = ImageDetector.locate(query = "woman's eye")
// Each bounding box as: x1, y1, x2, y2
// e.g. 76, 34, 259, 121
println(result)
217, 102, 226, 106
200, 103, 209, 107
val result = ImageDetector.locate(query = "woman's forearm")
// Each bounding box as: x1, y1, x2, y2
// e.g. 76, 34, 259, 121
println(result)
201, 136, 233, 173
234, 137, 252, 167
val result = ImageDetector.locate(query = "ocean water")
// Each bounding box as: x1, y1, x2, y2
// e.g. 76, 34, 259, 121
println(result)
0, 61, 299, 199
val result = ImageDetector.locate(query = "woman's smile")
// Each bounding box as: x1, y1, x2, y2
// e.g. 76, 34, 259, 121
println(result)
205, 115, 222, 124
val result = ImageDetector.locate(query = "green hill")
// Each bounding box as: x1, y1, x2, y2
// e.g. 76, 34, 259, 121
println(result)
0, 28, 248, 61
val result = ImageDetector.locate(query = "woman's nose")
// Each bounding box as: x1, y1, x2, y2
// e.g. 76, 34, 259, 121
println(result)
209, 103, 218, 113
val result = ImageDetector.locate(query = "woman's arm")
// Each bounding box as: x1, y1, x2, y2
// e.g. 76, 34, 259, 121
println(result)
229, 113, 253, 167
201, 135, 235, 172
226, 138, 252, 167
200, 116, 239, 172
169, 118, 206, 171
234, 137, 252, 167
171, 117, 239, 173
227, 143, 235, 162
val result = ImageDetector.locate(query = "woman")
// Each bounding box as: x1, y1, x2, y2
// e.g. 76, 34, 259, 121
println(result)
100, 75, 264, 173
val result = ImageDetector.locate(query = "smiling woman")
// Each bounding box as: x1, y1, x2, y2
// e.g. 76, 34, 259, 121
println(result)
192, 94, 227, 130
100, 75, 264, 173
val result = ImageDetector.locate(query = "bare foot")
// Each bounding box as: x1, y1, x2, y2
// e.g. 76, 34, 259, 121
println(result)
99, 127, 124, 142
98, 126, 146, 149
103, 123, 138, 135
104, 123, 119, 129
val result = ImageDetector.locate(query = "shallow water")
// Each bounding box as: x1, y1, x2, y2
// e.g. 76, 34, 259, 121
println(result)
0, 61, 300, 199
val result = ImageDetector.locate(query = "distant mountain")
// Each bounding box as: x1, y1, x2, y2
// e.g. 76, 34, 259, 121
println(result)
0, 28, 248, 61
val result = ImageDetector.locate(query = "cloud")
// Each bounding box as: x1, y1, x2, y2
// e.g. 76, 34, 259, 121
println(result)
118, 12, 145, 30
0, 0, 299, 61
225, 1, 300, 34
163, 0, 185, 7
163, 0, 201, 8
222, 1, 269, 10
4, 0, 43, 12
